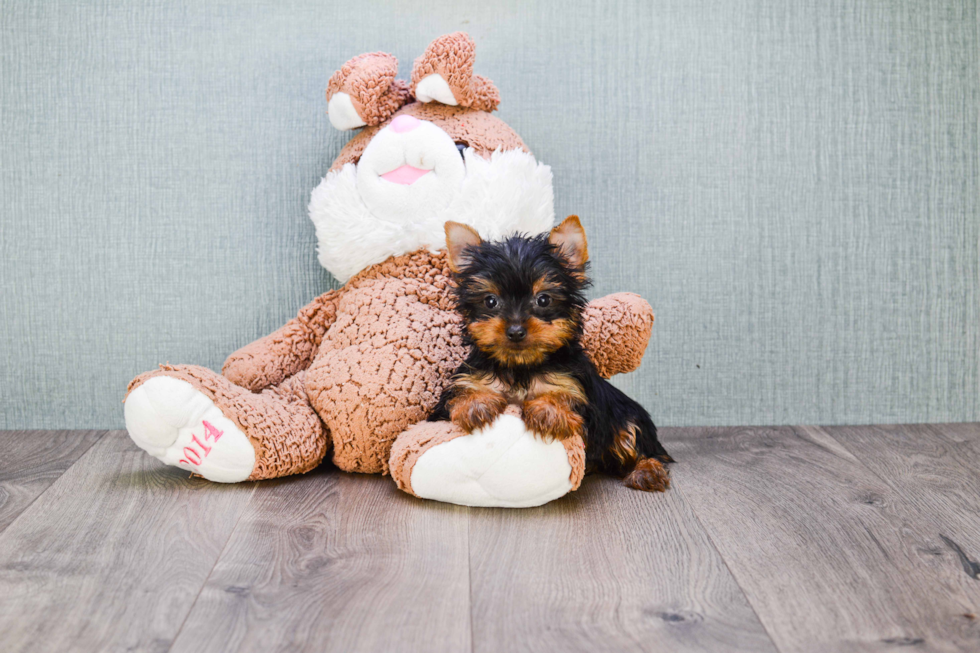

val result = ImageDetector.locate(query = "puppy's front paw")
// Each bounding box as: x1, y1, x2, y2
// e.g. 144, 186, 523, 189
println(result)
522, 397, 584, 442
449, 392, 508, 433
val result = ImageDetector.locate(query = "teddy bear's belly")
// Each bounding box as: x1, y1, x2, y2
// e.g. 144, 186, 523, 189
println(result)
304, 277, 466, 474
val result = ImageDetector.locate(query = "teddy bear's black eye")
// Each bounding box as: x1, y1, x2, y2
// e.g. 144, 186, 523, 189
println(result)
536, 294, 551, 308
484, 295, 498, 309
455, 142, 468, 158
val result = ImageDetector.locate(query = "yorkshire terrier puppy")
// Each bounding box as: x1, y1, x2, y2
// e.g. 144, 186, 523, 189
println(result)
429, 216, 672, 492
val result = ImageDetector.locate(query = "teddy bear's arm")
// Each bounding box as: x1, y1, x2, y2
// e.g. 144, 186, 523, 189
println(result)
222, 289, 345, 392
580, 292, 655, 379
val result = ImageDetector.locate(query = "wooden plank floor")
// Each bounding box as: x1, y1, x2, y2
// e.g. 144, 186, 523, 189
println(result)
0, 425, 978, 653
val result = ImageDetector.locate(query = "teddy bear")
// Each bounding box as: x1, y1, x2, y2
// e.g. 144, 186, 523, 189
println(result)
123, 33, 655, 508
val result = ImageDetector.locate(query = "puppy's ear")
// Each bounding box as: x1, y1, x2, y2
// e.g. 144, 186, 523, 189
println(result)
549, 215, 589, 268
445, 221, 482, 272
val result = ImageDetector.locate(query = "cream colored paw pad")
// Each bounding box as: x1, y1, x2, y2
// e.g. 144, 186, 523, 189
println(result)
410, 413, 574, 508
124, 376, 255, 483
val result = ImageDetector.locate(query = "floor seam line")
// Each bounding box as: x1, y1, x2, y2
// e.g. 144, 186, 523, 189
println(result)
0, 430, 108, 539
166, 481, 259, 653
810, 424, 979, 557
670, 454, 788, 653
807, 425, 910, 499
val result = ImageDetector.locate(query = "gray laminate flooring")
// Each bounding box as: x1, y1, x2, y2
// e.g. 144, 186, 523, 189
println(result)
0, 425, 978, 652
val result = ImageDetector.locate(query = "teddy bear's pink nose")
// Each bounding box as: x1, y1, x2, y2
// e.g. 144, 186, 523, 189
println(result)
390, 114, 421, 133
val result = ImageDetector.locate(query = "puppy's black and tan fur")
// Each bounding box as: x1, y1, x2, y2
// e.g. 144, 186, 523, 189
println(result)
429, 216, 672, 492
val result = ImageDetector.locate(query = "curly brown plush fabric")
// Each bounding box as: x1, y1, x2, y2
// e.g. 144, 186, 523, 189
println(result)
128, 248, 652, 482
127, 365, 327, 480
410, 32, 500, 112
326, 52, 412, 127
580, 293, 655, 378
304, 249, 466, 473
222, 289, 342, 392
562, 435, 587, 492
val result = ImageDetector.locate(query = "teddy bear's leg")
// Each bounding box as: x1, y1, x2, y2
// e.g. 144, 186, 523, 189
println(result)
124, 365, 328, 482
388, 406, 586, 508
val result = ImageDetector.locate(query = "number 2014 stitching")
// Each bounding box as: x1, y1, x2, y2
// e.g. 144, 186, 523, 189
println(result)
179, 420, 224, 466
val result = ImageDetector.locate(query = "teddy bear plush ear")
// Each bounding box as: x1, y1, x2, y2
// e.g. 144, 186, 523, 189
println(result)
327, 52, 412, 130
411, 32, 500, 112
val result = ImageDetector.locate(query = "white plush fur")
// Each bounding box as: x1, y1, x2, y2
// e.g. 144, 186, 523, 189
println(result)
309, 123, 554, 282
356, 119, 467, 224
410, 413, 574, 508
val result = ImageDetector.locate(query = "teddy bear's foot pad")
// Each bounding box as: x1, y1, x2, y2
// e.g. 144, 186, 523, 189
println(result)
125, 376, 255, 482
409, 414, 575, 508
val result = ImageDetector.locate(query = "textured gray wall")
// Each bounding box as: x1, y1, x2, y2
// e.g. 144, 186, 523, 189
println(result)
1, 0, 977, 429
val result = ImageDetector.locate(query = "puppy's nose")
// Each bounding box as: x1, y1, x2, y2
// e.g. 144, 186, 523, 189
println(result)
390, 114, 421, 133
506, 324, 527, 342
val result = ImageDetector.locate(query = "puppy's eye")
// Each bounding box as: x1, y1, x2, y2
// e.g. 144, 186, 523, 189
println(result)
455, 142, 468, 158
484, 295, 498, 309
536, 294, 552, 308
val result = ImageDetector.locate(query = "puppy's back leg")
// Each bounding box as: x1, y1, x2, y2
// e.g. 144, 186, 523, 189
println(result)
611, 421, 671, 492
